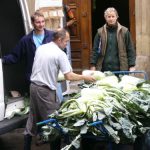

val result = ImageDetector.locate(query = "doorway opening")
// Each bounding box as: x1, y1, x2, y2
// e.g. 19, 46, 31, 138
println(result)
92, 0, 129, 41
0, 0, 27, 95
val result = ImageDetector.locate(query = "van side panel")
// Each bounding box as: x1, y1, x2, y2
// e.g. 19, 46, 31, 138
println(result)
0, 59, 5, 121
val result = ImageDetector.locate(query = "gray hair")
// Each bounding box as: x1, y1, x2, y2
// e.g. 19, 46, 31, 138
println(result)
104, 7, 119, 18
53, 28, 69, 41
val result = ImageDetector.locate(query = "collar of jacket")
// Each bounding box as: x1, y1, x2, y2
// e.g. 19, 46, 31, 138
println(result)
103, 22, 124, 41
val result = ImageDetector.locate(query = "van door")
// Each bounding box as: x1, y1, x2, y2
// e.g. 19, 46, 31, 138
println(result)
0, 48, 5, 121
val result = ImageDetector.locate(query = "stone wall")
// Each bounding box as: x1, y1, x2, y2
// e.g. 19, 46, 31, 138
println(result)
135, 0, 150, 79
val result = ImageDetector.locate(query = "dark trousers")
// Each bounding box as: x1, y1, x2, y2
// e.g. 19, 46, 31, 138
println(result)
24, 134, 32, 150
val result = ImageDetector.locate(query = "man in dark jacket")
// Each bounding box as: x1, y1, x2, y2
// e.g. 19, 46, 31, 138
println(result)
2, 10, 55, 149
2, 10, 54, 88
90, 7, 136, 72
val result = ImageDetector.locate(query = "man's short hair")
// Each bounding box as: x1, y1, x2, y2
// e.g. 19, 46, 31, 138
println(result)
104, 7, 119, 18
53, 28, 69, 41
31, 10, 44, 23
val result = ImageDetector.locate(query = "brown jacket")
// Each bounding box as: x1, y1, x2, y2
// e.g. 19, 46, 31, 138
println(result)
96, 22, 134, 70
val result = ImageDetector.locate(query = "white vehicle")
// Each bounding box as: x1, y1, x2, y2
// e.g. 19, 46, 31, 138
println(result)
0, 0, 31, 134
0, 0, 68, 134
0, 0, 68, 135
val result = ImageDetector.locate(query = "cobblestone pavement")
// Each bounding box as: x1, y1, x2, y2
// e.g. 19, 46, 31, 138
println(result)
0, 128, 50, 150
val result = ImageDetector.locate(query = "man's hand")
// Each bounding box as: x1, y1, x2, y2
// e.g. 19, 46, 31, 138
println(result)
67, 19, 76, 27
129, 66, 136, 71
83, 75, 96, 82
90, 66, 96, 71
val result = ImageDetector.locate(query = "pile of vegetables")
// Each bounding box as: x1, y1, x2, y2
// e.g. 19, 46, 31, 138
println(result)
41, 71, 150, 150
5, 96, 30, 119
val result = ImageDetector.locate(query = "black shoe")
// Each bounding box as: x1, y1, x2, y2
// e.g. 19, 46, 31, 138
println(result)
50, 137, 61, 150
24, 134, 32, 150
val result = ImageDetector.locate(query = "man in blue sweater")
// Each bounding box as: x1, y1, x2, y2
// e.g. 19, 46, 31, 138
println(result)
2, 10, 54, 89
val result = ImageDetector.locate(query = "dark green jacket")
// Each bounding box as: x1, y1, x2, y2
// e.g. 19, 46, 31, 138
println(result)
90, 22, 136, 71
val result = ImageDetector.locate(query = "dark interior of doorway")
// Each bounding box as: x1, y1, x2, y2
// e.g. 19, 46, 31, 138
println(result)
92, 0, 129, 40
0, 0, 28, 96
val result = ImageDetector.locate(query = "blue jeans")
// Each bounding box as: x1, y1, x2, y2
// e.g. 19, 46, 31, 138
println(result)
56, 82, 64, 103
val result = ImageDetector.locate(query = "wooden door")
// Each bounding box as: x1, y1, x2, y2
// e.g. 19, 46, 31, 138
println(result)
63, 0, 135, 73
129, 0, 136, 46
63, 0, 92, 73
